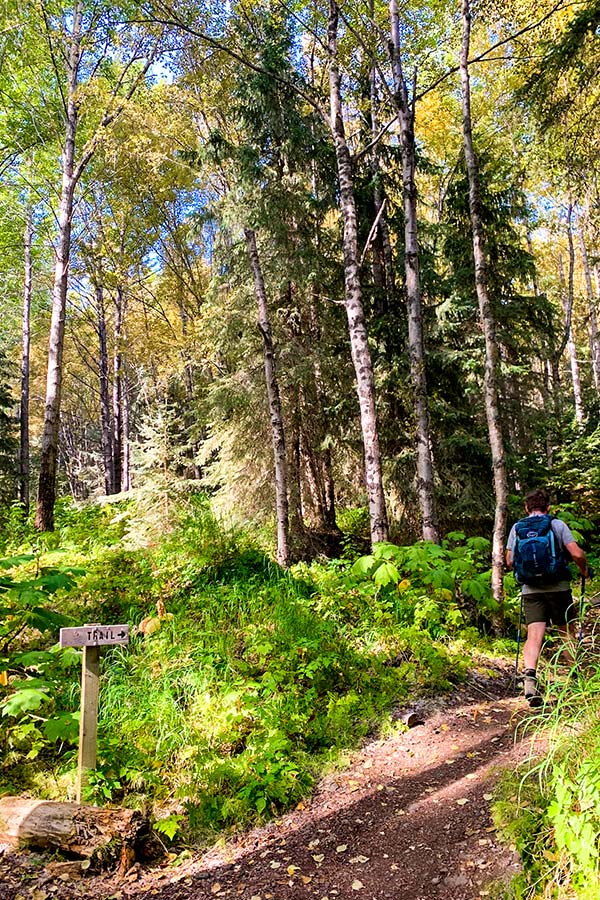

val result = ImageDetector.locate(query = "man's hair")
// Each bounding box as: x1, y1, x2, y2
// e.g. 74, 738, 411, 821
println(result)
525, 489, 551, 513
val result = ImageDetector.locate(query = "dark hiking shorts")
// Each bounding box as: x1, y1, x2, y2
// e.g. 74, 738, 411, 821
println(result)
523, 590, 576, 626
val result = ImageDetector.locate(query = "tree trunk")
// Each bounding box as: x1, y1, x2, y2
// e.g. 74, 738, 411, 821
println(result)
95, 281, 115, 494
527, 232, 555, 467
460, 0, 508, 615
388, 0, 439, 543
558, 252, 584, 424
112, 285, 126, 492
121, 369, 131, 491
244, 228, 290, 567
579, 228, 600, 391
0, 796, 147, 869
328, 0, 389, 545
19, 203, 32, 513
35, 0, 83, 531
368, 32, 396, 308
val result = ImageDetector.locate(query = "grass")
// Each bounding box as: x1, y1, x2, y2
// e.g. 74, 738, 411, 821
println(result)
0, 496, 491, 841
492, 628, 600, 900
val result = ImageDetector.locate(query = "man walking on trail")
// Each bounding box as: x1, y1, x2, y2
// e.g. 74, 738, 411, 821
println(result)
506, 489, 590, 707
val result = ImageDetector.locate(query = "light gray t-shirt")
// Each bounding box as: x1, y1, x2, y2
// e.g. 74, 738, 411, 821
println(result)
507, 515, 575, 595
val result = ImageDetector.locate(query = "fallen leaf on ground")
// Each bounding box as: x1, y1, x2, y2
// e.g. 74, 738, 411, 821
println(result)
336, 844, 347, 853
351, 880, 364, 891
350, 856, 370, 864
456, 798, 470, 805
312, 854, 325, 863
211, 884, 221, 895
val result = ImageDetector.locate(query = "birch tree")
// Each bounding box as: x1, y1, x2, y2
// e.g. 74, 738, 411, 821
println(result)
34, 0, 163, 530
328, 0, 389, 544
388, 0, 439, 543
460, 0, 508, 612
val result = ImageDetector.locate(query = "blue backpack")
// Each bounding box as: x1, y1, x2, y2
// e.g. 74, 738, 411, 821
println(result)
512, 515, 571, 586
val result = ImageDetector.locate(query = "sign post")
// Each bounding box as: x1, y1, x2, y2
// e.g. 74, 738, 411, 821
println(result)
60, 624, 129, 803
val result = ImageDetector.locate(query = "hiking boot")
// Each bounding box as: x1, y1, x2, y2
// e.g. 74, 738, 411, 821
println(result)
523, 669, 543, 707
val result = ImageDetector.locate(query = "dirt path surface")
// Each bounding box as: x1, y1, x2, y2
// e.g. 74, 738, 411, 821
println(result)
0, 662, 532, 900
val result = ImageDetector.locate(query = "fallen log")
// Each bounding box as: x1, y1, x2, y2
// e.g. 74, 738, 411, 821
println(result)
0, 797, 148, 869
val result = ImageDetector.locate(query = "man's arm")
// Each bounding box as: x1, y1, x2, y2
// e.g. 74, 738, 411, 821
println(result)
506, 549, 513, 569
565, 541, 591, 578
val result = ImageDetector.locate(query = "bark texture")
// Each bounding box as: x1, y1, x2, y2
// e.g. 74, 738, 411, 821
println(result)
0, 796, 147, 869
35, 0, 83, 530
558, 250, 584, 424
579, 228, 600, 391
245, 228, 290, 567
389, 0, 439, 543
19, 204, 32, 513
328, 0, 389, 545
95, 281, 115, 494
460, 0, 508, 613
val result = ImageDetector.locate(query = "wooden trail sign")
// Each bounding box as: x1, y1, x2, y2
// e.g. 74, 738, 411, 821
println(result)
60, 624, 129, 647
60, 624, 129, 803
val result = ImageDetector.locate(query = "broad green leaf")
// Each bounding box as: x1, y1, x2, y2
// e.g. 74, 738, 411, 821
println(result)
351, 555, 376, 576
0, 555, 35, 569
1, 687, 51, 717
373, 561, 400, 587
44, 711, 79, 743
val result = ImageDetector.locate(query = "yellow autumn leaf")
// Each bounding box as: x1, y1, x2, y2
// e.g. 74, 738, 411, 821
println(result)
456, 798, 469, 805
287, 865, 299, 875
351, 880, 364, 891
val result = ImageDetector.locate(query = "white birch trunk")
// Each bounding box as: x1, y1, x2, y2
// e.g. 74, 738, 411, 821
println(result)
389, 0, 439, 543
558, 252, 584, 424
328, 0, 389, 545
35, 0, 83, 530
19, 203, 32, 513
579, 228, 600, 391
460, 0, 508, 613
245, 228, 290, 567
95, 281, 115, 494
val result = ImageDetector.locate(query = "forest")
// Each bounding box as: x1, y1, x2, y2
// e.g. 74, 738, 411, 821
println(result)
1, 0, 600, 897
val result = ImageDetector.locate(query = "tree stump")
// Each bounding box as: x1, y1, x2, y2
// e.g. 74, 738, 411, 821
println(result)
0, 797, 148, 869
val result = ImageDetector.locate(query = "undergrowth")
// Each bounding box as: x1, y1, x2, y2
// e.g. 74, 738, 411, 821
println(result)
0, 496, 509, 840
492, 636, 600, 900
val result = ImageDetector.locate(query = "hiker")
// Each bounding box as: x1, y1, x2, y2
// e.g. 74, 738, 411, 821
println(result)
506, 488, 591, 706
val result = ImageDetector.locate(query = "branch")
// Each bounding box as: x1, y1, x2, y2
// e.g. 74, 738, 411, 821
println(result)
359, 197, 387, 267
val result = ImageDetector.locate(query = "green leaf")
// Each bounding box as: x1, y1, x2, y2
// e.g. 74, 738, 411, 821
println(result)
351, 555, 376, 576
1, 687, 51, 717
25, 607, 72, 632
0, 555, 35, 569
44, 711, 79, 743
373, 562, 400, 587
154, 814, 183, 840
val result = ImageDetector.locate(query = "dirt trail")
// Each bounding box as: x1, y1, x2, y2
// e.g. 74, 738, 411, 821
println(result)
0, 662, 532, 900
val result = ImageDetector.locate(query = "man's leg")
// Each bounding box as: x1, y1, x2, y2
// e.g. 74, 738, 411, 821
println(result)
523, 621, 546, 671
522, 621, 546, 705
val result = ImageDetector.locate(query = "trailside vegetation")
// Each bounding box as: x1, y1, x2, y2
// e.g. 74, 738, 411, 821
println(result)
2, 0, 600, 892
